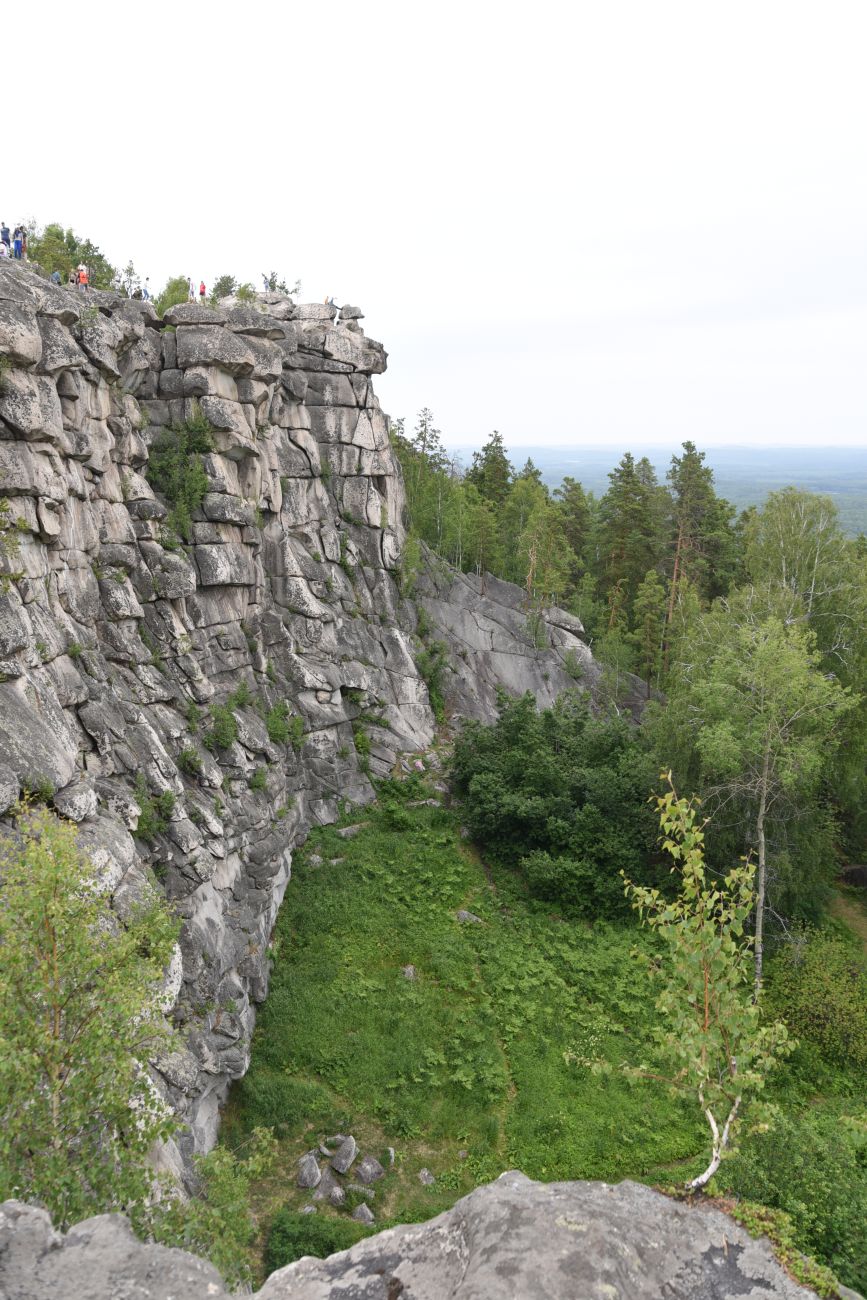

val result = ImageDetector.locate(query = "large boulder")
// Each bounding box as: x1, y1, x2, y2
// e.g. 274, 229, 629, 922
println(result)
0, 1176, 845, 1299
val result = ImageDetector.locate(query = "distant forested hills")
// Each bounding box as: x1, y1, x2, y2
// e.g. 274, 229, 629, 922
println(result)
447, 445, 867, 536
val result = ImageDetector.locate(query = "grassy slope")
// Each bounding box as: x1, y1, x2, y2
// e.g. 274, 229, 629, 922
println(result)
224, 788, 865, 1285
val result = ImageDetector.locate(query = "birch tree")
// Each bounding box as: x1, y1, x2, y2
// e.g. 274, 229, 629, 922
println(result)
622, 781, 791, 1189
665, 594, 854, 993
0, 804, 178, 1225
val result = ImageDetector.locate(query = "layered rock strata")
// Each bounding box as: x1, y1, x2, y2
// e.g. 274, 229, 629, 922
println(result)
0, 264, 594, 1160
1, 1175, 847, 1299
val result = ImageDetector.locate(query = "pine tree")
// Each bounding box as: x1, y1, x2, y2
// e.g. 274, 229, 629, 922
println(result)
553, 476, 592, 563
596, 453, 667, 620
664, 442, 736, 665
465, 430, 514, 511
629, 568, 666, 695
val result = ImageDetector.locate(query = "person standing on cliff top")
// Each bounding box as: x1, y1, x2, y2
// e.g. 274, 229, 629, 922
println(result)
199, 280, 206, 303
12, 227, 23, 259
0, 222, 9, 252
188, 278, 196, 302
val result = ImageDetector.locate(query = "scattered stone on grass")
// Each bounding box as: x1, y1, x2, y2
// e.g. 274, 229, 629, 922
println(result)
297, 1152, 321, 1189
352, 1203, 375, 1225
331, 1135, 358, 1173
355, 1155, 385, 1185
418, 1168, 436, 1185
456, 909, 482, 924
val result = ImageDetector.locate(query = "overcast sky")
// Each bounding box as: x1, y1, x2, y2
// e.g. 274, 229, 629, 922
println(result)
6, 0, 865, 452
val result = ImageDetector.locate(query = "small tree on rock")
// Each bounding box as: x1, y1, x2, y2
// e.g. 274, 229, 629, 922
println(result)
621, 779, 792, 1189
0, 804, 179, 1225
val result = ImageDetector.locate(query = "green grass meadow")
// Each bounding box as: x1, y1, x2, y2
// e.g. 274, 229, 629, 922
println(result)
223, 784, 867, 1289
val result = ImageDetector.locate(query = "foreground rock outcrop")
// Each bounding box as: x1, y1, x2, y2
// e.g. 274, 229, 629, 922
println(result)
0, 264, 595, 1163
0, 1174, 849, 1299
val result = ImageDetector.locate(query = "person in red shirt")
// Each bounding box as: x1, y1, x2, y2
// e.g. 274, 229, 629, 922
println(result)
199, 281, 206, 303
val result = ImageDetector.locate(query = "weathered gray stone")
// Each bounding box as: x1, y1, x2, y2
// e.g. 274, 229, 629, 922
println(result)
330, 1134, 358, 1173
418, 1167, 436, 1185
0, 763, 19, 814
296, 1152, 321, 1189
1, 1175, 828, 1299
163, 303, 227, 327
53, 779, 98, 823
0, 300, 42, 366
354, 1155, 385, 1184
350, 1202, 375, 1225
175, 325, 255, 375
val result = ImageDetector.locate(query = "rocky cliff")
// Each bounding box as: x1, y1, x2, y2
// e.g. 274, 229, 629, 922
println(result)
0, 263, 594, 1165
2, 1175, 851, 1299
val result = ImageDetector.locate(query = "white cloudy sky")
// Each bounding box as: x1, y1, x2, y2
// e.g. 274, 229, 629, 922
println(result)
6, 0, 866, 451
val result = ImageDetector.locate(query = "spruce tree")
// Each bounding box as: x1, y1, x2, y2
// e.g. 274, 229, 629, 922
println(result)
465, 431, 514, 511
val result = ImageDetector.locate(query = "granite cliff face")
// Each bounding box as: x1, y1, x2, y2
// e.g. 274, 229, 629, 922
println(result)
0, 264, 594, 1163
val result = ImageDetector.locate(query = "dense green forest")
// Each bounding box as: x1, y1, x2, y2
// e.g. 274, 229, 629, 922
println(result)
394, 413, 867, 896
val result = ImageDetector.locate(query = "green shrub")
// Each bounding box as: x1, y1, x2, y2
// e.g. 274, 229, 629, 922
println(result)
716, 1109, 867, 1291
186, 700, 202, 732
210, 273, 237, 302
134, 777, 175, 840
227, 680, 254, 710
265, 1209, 371, 1274
153, 1129, 276, 1288
177, 747, 203, 777
145, 417, 213, 542
203, 706, 238, 752
452, 691, 658, 919
248, 767, 268, 792
768, 931, 867, 1069
22, 776, 55, 804
289, 715, 305, 751
266, 701, 290, 744
352, 725, 371, 757
520, 848, 625, 917
562, 648, 584, 680
67, 642, 84, 661
154, 275, 191, 317
416, 640, 448, 723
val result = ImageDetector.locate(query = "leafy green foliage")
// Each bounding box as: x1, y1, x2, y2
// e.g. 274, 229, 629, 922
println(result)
767, 931, 867, 1069
248, 767, 268, 792
265, 701, 291, 744
452, 692, 657, 919
0, 805, 178, 1226
621, 783, 791, 1187
27, 222, 116, 289
265, 1209, 370, 1272
155, 275, 192, 316
717, 1110, 867, 1290
210, 273, 238, 301
726, 1201, 844, 1299
154, 1129, 277, 1287
134, 776, 176, 840
177, 746, 203, 777
204, 705, 239, 752
146, 413, 213, 542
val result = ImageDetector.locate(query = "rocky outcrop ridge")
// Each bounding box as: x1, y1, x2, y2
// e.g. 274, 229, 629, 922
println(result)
1, 1175, 849, 1299
0, 263, 595, 1163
